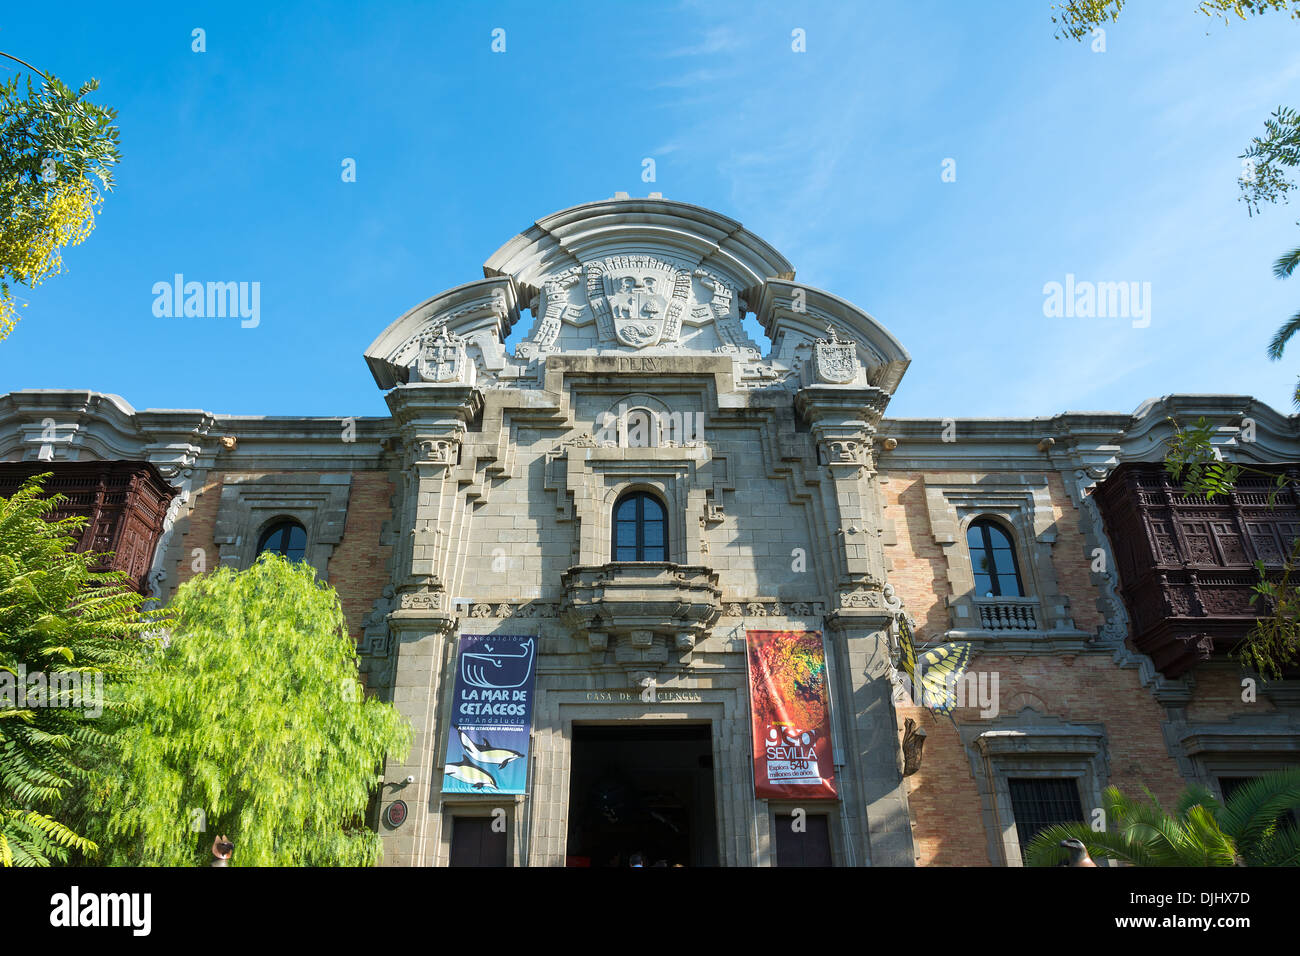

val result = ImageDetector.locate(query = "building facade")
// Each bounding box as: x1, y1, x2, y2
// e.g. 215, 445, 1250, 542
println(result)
3, 197, 1299, 866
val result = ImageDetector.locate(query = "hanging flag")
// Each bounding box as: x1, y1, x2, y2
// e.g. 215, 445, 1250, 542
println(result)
745, 630, 838, 800
442, 634, 537, 795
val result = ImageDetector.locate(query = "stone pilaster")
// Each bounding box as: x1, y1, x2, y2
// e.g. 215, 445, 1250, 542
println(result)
796, 386, 891, 592
824, 608, 916, 866
798, 384, 915, 866
378, 383, 481, 865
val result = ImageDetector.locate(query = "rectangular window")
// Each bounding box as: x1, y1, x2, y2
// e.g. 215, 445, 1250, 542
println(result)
449, 816, 508, 867
1008, 777, 1084, 857
773, 813, 832, 866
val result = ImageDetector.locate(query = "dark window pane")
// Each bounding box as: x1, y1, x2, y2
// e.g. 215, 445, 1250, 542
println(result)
986, 525, 1012, 550
257, 521, 306, 561
611, 492, 669, 562
969, 519, 1024, 599
1008, 778, 1083, 859
1219, 777, 1252, 802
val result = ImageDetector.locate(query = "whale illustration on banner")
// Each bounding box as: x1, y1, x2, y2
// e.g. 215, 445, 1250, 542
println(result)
461, 637, 535, 689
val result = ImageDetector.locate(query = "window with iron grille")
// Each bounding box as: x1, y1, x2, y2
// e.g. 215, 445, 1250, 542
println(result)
1008, 777, 1084, 856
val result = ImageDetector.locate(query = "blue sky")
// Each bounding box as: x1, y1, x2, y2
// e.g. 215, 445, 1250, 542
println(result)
1, 0, 1299, 419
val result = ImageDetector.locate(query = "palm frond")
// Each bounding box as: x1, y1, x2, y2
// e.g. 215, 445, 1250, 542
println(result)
1268, 309, 1300, 359
1274, 245, 1300, 280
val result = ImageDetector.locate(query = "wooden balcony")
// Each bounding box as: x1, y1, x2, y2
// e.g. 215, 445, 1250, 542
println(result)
1092, 461, 1300, 678
0, 460, 176, 594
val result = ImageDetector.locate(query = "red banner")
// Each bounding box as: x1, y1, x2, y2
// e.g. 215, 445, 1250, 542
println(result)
745, 630, 838, 800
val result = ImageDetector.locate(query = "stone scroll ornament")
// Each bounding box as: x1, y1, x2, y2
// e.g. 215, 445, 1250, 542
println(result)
532, 267, 581, 352
584, 255, 692, 349
693, 267, 752, 353
813, 324, 860, 384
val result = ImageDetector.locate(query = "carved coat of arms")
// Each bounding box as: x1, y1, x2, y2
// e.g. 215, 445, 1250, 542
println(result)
814, 324, 860, 384
584, 255, 690, 349
414, 321, 467, 383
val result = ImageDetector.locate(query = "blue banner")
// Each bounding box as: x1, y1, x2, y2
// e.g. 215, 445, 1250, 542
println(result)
442, 634, 537, 795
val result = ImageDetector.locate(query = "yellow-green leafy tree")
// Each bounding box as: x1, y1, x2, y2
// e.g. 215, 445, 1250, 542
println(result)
86, 554, 411, 866
0, 65, 120, 341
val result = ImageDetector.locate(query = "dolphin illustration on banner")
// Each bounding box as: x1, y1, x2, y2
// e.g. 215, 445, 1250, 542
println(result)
456, 726, 525, 769
444, 759, 499, 791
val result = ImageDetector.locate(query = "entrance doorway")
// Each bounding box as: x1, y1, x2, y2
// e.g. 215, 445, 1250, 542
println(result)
566, 722, 718, 867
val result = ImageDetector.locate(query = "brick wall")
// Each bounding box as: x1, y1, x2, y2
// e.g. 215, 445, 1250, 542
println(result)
327, 470, 395, 642
1185, 662, 1277, 722
882, 468, 1187, 864
171, 468, 395, 642
170, 471, 224, 597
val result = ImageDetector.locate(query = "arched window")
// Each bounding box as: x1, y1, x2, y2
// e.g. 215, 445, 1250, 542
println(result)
612, 492, 667, 562
256, 519, 307, 562
967, 519, 1023, 597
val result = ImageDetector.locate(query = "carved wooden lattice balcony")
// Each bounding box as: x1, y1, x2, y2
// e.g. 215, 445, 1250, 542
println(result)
0, 461, 176, 594
1092, 461, 1300, 678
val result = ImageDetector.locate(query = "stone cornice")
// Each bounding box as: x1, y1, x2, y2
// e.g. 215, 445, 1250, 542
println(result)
877, 396, 1300, 472
482, 196, 795, 309
384, 384, 484, 430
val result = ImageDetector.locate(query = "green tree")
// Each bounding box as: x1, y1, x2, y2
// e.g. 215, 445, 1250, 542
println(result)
0, 474, 152, 866
0, 58, 120, 341
87, 553, 411, 866
1025, 768, 1300, 865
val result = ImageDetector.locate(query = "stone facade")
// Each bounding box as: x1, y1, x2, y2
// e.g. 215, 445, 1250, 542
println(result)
4, 197, 1299, 866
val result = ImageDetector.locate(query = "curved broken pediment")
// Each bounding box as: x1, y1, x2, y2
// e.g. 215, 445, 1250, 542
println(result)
363, 196, 910, 398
